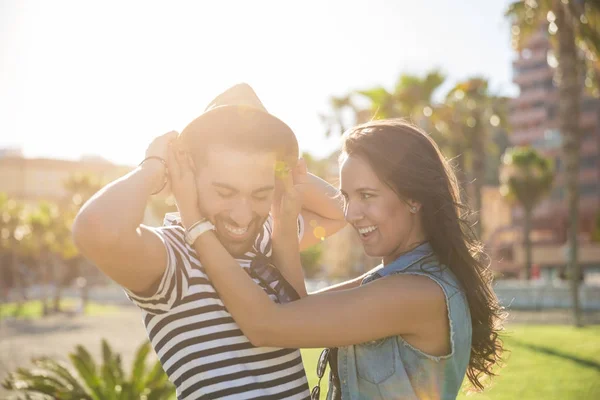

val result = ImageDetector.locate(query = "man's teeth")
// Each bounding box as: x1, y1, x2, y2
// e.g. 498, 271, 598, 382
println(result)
357, 226, 377, 235
224, 223, 248, 235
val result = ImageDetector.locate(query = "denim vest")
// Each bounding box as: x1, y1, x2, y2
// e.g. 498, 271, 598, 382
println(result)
328, 243, 472, 400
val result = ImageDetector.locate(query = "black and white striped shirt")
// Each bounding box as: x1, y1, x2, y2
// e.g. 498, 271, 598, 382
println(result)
126, 213, 310, 399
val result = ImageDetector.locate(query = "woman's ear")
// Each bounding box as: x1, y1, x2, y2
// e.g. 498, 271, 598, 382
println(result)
407, 199, 421, 214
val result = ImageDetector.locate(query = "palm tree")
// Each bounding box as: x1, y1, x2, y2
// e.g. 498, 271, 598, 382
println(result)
445, 78, 508, 239
320, 70, 447, 138
506, 0, 600, 326
361, 70, 446, 121
500, 146, 554, 279
2, 339, 175, 400
319, 95, 366, 137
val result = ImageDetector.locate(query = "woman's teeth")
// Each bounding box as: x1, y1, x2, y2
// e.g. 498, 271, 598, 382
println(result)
357, 225, 377, 235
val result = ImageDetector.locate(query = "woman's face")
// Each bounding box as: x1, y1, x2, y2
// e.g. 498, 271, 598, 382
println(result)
340, 154, 423, 264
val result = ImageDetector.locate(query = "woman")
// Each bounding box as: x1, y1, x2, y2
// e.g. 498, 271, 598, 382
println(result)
169, 119, 505, 399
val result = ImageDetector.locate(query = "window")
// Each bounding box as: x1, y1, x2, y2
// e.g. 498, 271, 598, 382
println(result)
550, 187, 564, 200
582, 98, 599, 113
554, 156, 562, 172
580, 183, 599, 196
583, 129, 596, 139
580, 155, 598, 169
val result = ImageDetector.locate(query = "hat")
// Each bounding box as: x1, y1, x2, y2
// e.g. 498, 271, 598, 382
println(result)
179, 83, 298, 163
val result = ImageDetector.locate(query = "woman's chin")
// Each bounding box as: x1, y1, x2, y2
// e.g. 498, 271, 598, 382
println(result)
362, 246, 383, 259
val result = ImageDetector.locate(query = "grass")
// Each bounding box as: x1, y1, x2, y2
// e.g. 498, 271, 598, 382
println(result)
302, 325, 600, 400
0, 299, 119, 320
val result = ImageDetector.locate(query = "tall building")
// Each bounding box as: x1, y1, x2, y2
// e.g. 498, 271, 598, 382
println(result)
509, 28, 600, 241
485, 27, 600, 277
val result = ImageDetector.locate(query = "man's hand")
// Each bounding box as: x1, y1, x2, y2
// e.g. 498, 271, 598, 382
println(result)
166, 140, 203, 229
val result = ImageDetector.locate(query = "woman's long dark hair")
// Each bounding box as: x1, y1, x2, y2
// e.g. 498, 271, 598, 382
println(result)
342, 119, 505, 390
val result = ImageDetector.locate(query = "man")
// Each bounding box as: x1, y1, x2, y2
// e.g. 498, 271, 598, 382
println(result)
73, 83, 345, 399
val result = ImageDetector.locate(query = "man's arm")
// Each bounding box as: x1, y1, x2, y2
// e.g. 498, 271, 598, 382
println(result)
294, 161, 346, 250
72, 131, 176, 294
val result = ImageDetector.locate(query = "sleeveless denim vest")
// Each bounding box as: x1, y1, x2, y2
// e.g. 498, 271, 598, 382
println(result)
327, 243, 472, 400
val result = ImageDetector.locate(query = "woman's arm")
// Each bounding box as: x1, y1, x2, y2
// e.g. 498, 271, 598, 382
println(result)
271, 160, 343, 296
193, 227, 445, 348
311, 271, 371, 294
169, 148, 446, 348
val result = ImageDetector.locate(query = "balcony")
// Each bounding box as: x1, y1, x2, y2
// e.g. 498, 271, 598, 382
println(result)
510, 107, 547, 127
509, 87, 549, 108
582, 137, 599, 156
514, 66, 553, 87
552, 168, 598, 185
581, 110, 599, 129
513, 47, 549, 69
511, 127, 546, 145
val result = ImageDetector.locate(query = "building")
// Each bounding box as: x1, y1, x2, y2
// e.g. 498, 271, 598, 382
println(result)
509, 28, 599, 238
0, 154, 131, 205
490, 27, 600, 276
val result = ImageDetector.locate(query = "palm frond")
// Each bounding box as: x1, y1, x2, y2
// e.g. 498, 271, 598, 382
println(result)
68, 346, 103, 400
131, 340, 151, 394
31, 357, 87, 395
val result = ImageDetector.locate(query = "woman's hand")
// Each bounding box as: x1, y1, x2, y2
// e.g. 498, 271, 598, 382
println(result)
291, 157, 309, 186
272, 163, 302, 238
166, 140, 203, 229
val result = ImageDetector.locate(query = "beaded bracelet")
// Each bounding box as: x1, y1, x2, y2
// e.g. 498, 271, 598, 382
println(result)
139, 156, 168, 195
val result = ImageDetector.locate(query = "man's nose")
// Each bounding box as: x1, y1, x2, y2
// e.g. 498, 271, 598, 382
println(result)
229, 199, 254, 227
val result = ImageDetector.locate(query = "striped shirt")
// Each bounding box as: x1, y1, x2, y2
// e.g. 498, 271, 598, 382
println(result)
125, 213, 310, 399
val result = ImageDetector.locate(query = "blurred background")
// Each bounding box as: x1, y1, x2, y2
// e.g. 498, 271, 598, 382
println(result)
1, 0, 599, 399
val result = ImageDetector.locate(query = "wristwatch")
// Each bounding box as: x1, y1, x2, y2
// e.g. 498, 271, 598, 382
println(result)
185, 218, 215, 245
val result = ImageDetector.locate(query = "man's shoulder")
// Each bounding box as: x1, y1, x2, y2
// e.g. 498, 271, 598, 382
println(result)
163, 212, 183, 227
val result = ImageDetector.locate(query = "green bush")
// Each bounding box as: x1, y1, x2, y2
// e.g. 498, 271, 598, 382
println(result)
2, 339, 175, 400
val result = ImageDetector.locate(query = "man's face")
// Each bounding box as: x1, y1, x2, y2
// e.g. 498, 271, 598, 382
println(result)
194, 145, 277, 257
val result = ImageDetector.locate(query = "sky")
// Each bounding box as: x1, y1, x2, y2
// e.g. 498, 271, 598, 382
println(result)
1, 0, 517, 166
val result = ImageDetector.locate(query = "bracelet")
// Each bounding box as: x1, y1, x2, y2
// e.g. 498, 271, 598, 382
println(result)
185, 218, 215, 245
139, 156, 167, 168
139, 156, 168, 195
186, 218, 207, 232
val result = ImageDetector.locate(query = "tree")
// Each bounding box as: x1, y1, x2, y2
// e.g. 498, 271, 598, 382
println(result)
63, 173, 105, 210
592, 211, 600, 242
500, 146, 554, 279
300, 242, 324, 279
445, 78, 508, 239
319, 95, 364, 137
320, 70, 447, 139
57, 173, 106, 311
23, 201, 61, 316
506, 0, 600, 326
0, 194, 29, 313
2, 339, 175, 400
361, 70, 445, 121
